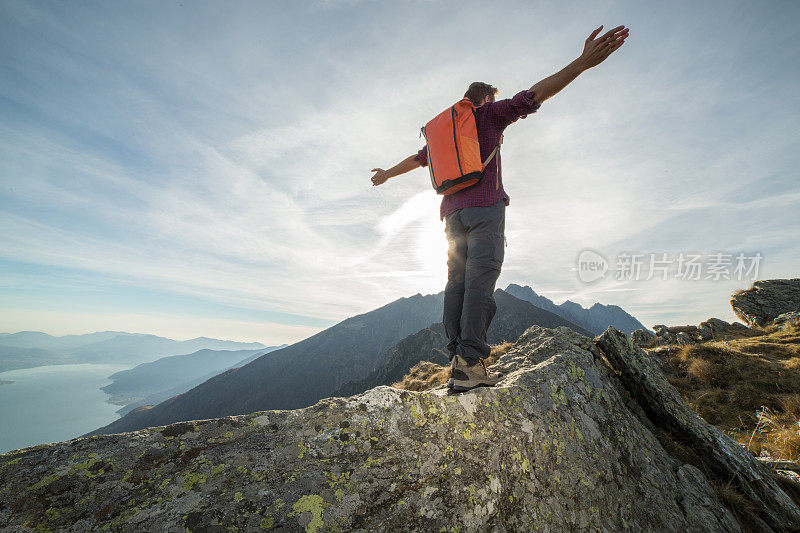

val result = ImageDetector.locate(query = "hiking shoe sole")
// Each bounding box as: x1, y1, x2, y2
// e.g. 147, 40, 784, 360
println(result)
451, 379, 499, 392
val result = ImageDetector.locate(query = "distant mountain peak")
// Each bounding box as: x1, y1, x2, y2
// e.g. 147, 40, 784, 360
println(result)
504, 284, 647, 335
0, 331, 271, 370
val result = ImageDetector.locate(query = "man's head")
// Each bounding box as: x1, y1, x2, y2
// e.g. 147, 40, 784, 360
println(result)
464, 82, 498, 106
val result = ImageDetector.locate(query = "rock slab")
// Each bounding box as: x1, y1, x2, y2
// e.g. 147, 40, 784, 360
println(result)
0, 327, 748, 532
596, 327, 800, 531
731, 279, 800, 327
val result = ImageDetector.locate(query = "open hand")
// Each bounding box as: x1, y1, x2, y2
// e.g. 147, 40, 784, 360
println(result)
371, 168, 390, 186
578, 25, 629, 70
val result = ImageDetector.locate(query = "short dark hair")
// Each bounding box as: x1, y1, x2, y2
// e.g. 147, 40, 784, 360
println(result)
464, 82, 498, 106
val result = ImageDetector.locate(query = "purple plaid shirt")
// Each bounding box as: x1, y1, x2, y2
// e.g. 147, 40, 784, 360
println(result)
415, 90, 541, 220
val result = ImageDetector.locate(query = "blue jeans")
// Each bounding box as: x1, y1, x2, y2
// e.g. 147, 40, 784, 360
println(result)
443, 200, 505, 365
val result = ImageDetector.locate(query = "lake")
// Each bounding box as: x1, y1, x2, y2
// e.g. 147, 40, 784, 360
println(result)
0, 363, 130, 453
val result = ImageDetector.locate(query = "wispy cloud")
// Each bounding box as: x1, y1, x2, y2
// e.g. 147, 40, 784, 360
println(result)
1, 0, 798, 341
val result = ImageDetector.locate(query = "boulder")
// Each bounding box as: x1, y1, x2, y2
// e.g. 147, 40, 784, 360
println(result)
0, 326, 758, 532
731, 279, 800, 327
630, 328, 656, 347
696, 318, 754, 339
700, 318, 732, 333
697, 324, 714, 341
654, 326, 678, 346
667, 325, 699, 334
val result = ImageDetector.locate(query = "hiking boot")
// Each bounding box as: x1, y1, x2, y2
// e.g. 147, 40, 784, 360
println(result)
450, 355, 502, 392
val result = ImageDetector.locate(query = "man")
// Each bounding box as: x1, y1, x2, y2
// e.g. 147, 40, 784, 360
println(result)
371, 25, 629, 391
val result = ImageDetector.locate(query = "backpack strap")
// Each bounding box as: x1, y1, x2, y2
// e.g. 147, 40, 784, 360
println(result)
482, 133, 503, 167
482, 145, 499, 167
483, 135, 503, 190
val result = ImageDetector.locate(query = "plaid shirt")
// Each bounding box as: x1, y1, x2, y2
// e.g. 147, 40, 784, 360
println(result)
415, 90, 540, 220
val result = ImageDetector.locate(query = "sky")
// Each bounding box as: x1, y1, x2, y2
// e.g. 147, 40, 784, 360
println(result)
1, 0, 798, 344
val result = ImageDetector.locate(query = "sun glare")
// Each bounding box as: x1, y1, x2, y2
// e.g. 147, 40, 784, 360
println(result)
415, 216, 449, 290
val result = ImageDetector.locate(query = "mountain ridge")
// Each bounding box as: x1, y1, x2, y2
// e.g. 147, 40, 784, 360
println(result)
101, 346, 286, 410
85, 290, 625, 436
0, 331, 268, 371
86, 293, 446, 435
332, 289, 591, 397
505, 283, 648, 334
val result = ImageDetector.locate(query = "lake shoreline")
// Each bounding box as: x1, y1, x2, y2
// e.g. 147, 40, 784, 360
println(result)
0, 363, 129, 453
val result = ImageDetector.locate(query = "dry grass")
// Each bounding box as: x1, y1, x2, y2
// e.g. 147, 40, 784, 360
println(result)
654, 424, 800, 529
391, 342, 513, 392
391, 362, 451, 392
709, 478, 762, 530
656, 320, 800, 460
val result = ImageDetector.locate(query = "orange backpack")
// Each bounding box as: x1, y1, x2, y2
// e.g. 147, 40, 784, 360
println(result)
420, 98, 499, 195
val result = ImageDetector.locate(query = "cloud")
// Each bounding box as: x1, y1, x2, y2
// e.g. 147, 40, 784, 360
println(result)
1, 0, 798, 341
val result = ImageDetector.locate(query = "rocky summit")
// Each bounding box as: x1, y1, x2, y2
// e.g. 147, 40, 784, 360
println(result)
6, 324, 799, 532
731, 278, 800, 327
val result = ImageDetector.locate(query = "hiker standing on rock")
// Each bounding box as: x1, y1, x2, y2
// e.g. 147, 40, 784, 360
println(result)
371, 25, 629, 391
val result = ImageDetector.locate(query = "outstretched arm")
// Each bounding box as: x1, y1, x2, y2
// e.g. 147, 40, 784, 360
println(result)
371, 153, 422, 186
527, 24, 628, 104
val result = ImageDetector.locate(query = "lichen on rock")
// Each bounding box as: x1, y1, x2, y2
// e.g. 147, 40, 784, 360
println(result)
0, 325, 771, 531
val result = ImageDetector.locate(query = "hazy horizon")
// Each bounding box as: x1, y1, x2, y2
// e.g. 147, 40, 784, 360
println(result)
0, 328, 273, 344
2, 0, 798, 344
